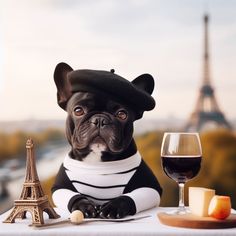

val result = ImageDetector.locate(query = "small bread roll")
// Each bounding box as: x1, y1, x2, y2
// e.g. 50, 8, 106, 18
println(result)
70, 210, 84, 224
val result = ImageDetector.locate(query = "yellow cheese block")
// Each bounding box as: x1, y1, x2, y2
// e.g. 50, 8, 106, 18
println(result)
189, 187, 215, 217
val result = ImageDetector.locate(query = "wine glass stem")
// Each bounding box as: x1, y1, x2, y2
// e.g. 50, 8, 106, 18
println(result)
178, 183, 185, 213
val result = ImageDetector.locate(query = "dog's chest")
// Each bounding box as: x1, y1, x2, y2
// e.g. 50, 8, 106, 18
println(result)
83, 144, 106, 164
63, 153, 142, 204
65, 168, 136, 204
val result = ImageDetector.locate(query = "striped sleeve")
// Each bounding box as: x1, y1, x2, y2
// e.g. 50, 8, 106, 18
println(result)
51, 164, 81, 213
123, 160, 162, 213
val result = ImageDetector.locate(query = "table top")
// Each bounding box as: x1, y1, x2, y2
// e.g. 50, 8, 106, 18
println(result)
1, 207, 236, 236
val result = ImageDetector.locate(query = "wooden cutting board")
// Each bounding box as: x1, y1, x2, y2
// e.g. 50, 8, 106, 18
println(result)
157, 212, 236, 229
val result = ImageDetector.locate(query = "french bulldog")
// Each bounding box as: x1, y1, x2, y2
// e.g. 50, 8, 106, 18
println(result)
52, 63, 162, 219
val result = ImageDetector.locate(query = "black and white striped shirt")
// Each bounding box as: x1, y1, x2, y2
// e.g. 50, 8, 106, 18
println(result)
52, 152, 162, 214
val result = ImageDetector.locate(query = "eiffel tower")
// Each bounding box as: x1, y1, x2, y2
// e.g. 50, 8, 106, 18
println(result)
185, 14, 231, 131
3, 139, 60, 225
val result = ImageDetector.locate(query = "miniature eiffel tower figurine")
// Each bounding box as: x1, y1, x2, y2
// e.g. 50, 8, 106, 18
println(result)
3, 138, 60, 225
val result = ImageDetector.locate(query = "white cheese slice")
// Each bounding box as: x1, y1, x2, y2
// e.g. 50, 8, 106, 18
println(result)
189, 187, 215, 217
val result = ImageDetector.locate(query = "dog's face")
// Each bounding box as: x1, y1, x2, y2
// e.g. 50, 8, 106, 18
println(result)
66, 92, 136, 162
53, 62, 156, 162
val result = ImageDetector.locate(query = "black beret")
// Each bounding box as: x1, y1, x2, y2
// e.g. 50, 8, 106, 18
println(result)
54, 62, 156, 119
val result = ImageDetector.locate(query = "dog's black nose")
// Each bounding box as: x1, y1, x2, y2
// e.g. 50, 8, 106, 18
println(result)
90, 115, 110, 128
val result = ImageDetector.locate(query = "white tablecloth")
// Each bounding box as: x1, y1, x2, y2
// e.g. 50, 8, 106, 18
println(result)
1, 207, 236, 236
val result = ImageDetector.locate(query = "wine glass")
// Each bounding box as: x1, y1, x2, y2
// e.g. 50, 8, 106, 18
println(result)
161, 132, 202, 214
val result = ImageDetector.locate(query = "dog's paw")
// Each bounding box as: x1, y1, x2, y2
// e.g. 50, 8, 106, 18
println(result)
99, 196, 136, 219
71, 198, 98, 218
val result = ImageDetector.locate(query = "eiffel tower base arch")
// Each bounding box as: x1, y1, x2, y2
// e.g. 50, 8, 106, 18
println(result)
3, 196, 60, 225
186, 111, 232, 132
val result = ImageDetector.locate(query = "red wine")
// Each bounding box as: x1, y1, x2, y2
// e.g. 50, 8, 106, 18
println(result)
161, 156, 201, 183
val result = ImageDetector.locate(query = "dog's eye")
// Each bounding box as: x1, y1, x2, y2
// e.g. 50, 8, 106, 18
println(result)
74, 106, 84, 116
116, 110, 127, 120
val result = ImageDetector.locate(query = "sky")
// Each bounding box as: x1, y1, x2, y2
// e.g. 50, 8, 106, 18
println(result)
0, 0, 235, 122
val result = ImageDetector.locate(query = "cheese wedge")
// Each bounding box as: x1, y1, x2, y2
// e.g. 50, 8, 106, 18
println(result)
189, 187, 215, 217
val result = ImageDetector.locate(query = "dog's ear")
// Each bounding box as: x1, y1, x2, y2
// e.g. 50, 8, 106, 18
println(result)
131, 74, 155, 120
131, 74, 154, 95
54, 62, 73, 110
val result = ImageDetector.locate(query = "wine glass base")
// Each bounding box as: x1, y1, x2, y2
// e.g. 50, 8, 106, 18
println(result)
166, 208, 190, 215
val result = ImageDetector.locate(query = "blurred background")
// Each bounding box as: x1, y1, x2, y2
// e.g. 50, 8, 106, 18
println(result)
0, 0, 236, 214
